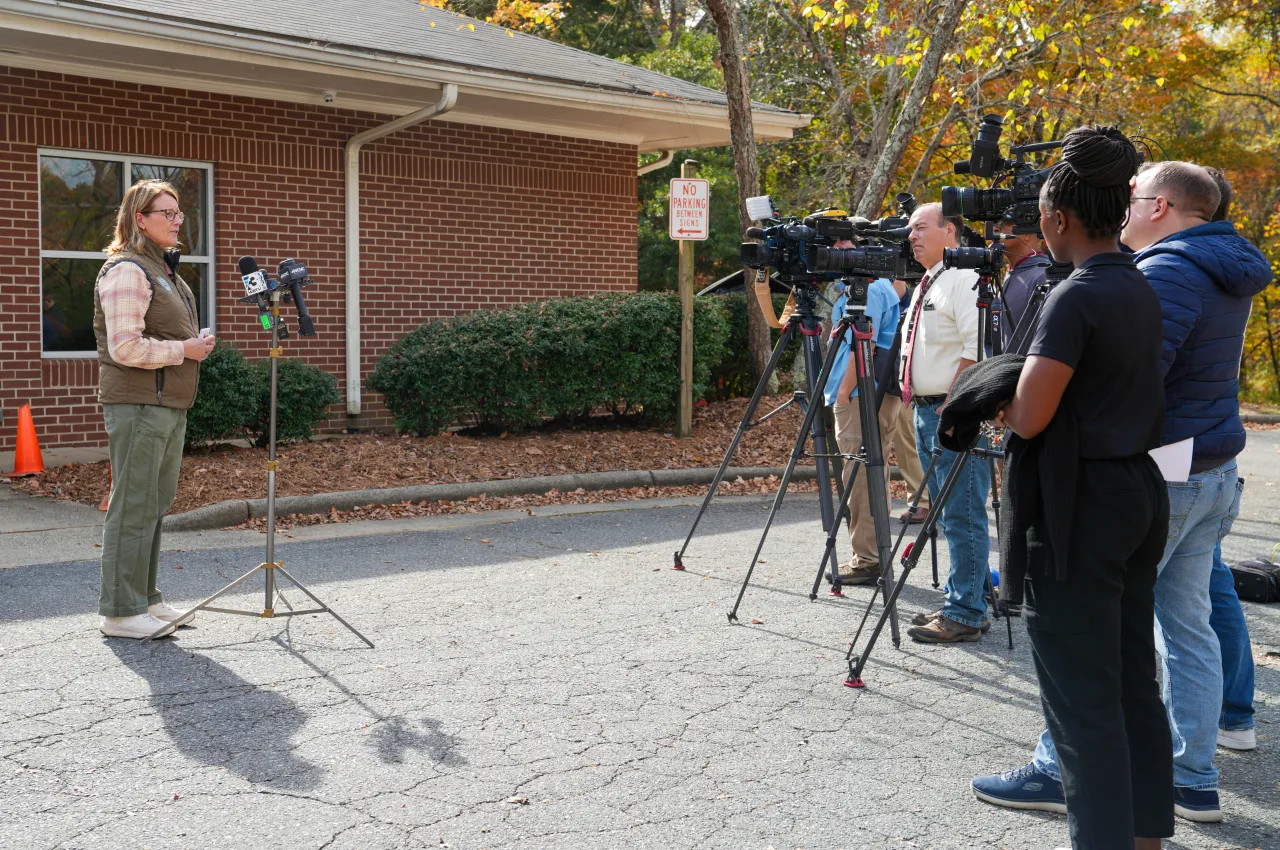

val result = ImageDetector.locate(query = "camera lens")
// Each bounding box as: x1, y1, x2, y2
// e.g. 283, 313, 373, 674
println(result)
942, 246, 994, 270
940, 186, 964, 218
740, 242, 769, 268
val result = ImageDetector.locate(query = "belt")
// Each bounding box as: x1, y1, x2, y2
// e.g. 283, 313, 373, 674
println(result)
910, 394, 946, 408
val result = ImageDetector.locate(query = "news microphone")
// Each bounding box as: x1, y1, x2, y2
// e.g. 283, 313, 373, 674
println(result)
238, 256, 273, 331
745, 227, 766, 239
277, 259, 315, 336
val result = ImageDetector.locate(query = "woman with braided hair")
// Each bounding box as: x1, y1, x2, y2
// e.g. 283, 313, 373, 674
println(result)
968, 126, 1174, 848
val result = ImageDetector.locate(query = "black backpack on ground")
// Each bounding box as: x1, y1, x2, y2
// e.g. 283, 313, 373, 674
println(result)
1230, 556, 1280, 604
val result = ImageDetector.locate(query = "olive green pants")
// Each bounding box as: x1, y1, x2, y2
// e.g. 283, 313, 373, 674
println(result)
99, 403, 187, 617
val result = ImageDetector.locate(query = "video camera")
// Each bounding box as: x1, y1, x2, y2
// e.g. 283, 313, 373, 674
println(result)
940, 115, 1063, 234
740, 194, 925, 283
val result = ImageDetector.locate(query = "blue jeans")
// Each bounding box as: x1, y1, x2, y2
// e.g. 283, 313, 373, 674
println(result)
1033, 461, 1243, 790
1210, 541, 1256, 731
914, 401, 990, 629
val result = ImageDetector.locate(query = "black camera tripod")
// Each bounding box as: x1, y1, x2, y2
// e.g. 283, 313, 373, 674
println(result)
672, 278, 846, 586
841, 252, 1064, 685
722, 280, 901, 645
841, 257, 1013, 685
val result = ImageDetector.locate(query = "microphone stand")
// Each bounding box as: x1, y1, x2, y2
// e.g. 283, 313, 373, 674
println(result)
146, 273, 372, 647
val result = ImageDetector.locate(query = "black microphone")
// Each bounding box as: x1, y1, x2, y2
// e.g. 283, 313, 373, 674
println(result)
238, 256, 273, 331
745, 226, 766, 239
278, 259, 315, 336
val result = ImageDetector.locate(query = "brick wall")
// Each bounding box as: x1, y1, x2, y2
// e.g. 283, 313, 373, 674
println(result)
0, 67, 639, 451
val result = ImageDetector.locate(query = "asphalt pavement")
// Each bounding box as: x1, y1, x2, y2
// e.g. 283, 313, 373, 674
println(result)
1, 432, 1277, 849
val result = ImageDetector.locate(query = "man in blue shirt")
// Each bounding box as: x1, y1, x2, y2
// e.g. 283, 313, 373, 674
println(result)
824, 272, 901, 584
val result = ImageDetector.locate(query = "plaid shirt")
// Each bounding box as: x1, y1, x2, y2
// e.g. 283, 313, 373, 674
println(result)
98, 262, 187, 369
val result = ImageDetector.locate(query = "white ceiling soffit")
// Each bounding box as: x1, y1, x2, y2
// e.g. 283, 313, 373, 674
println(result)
0, 0, 809, 152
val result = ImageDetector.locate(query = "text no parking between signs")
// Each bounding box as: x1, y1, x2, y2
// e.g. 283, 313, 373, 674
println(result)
669, 179, 710, 241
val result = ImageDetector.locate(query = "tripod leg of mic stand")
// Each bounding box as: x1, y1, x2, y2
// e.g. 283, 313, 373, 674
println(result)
673, 321, 797, 571
728, 321, 843, 623
275, 565, 375, 648
141, 566, 267, 641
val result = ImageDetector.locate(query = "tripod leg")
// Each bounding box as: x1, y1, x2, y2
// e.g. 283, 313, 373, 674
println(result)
847, 447, 973, 685
811, 454, 861, 600
930, 525, 939, 589
728, 319, 845, 622
801, 332, 842, 585
850, 323, 900, 646
673, 321, 797, 570
275, 565, 375, 648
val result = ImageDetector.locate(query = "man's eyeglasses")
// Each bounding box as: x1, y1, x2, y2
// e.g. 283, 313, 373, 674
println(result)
142, 208, 186, 223
1129, 196, 1173, 208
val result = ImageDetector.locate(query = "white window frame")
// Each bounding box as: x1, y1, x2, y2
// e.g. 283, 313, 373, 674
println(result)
37, 148, 216, 359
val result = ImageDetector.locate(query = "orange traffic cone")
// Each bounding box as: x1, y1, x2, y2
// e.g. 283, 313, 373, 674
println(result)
11, 404, 44, 476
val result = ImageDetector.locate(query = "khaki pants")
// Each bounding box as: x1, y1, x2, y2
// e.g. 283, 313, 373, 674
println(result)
833, 396, 896, 570
881, 393, 930, 509
99, 403, 186, 617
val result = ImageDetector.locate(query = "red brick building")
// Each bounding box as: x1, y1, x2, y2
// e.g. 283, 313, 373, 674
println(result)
0, 0, 804, 453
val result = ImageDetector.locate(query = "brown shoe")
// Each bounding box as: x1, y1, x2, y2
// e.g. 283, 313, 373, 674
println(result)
907, 615, 982, 643
900, 506, 929, 524
837, 564, 881, 585
910, 609, 992, 632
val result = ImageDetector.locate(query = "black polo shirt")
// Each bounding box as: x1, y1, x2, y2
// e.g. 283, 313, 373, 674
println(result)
1027, 252, 1165, 459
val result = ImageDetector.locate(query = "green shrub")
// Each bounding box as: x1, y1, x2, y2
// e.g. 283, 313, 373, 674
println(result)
368, 292, 732, 435
185, 341, 260, 448
248, 358, 341, 447
706, 292, 799, 400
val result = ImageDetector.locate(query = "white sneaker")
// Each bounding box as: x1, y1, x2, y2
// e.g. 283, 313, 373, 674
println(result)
148, 601, 191, 623
100, 613, 176, 640
1217, 728, 1256, 751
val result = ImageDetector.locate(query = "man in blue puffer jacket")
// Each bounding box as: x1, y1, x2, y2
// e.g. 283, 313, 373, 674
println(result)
971, 161, 1272, 824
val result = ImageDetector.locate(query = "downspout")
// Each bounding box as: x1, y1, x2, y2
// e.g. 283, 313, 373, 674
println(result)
637, 150, 674, 176
345, 84, 458, 416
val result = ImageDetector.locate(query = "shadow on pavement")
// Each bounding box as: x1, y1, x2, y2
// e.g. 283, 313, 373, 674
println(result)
269, 631, 467, 767
108, 640, 324, 791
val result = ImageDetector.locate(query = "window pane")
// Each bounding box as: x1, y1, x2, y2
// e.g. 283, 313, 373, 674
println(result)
132, 165, 207, 256
176, 263, 209, 329
41, 258, 103, 353
40, 157, 122, 252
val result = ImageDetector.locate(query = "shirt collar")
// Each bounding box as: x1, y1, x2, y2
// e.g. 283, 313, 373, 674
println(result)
926, 260, 945, 278
1009, 251, 1047, 271
1076, 252, 1136, 271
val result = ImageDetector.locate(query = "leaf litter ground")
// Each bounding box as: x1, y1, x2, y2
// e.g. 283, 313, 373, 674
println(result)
12, 395, 909, 528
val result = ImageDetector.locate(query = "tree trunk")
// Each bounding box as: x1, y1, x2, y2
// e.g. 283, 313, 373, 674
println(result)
854, 0, 967, 217
706, 0, 770, 383
906, 102, 961, 195
668, 0, 686, 43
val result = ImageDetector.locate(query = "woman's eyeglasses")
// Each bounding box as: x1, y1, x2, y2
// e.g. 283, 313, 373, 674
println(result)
143, 208, 186, 223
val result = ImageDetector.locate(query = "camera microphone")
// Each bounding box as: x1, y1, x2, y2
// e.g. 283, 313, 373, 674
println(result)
238, 256, 273, 331
745, 226, 766, 240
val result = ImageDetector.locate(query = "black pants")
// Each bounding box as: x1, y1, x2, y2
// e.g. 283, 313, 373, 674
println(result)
1023, 456, 1173, 848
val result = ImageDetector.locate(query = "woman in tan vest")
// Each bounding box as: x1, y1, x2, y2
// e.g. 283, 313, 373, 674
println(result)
94, 180, 215, 639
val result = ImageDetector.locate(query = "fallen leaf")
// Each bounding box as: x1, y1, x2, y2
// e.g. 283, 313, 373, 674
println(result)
751, 619, 764, 625
505, 796, 529, 805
